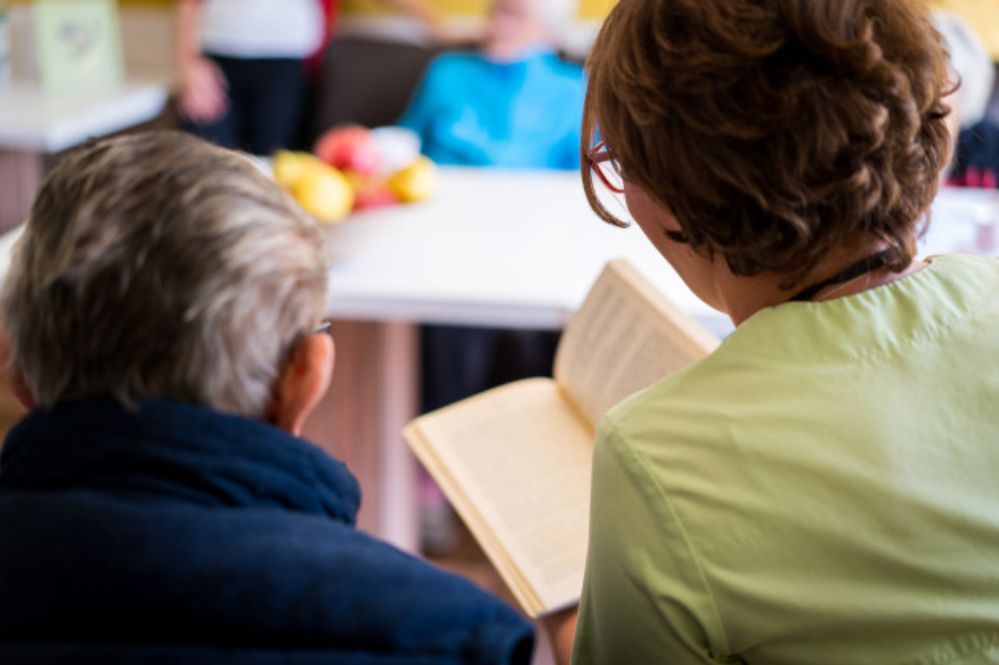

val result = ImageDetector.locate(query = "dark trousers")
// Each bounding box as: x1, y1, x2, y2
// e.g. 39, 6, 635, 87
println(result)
420, 325, 561, 413
185, 55, 307, 155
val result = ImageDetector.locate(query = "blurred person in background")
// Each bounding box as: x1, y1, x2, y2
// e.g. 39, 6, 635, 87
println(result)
934, 10, 999, 188
177, 0, 327, 154
178, 0, 442, 154
397, 0, 584, 168
396, 0, 586, 554
398, 0, 585, 417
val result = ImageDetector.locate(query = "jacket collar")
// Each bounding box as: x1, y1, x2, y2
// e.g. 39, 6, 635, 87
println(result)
0, 399, 360, 525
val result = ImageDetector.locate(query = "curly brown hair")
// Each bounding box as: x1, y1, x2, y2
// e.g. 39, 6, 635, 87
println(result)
582, 0, 954, 283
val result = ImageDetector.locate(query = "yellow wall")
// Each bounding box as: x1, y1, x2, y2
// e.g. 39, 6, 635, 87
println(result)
9, 0, 618, 22
336, 0, 998, 53
341, 0, 617, 21
577, 0, 614, 21
928, 0, 999, 60
8, 1, 173, 4
342, 0, 485, 17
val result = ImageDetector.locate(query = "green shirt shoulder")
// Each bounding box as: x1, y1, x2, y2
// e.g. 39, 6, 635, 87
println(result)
574, 254, 999, 665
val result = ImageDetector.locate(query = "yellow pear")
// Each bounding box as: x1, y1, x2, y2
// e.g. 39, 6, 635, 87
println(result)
291, 165, 355, 223
272, 150, 324, 189
387, 156, 438, 203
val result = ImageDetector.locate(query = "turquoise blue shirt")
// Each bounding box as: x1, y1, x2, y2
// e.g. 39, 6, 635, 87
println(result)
574, 254, 999, 665
397, 51, 584, 169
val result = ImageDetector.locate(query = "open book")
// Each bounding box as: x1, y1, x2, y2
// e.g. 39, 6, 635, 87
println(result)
403, 259, 720, 617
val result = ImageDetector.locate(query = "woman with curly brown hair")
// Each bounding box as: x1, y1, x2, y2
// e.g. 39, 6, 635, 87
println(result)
543, 0, 999, 663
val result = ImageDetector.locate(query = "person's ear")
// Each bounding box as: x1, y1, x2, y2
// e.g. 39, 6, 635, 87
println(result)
7, 367, 37, 411
0, 327, 35, 411
267, 332, 335, 437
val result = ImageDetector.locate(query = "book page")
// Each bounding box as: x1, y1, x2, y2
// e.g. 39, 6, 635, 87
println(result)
404, 378, 593, 617
555, 259, 720, 428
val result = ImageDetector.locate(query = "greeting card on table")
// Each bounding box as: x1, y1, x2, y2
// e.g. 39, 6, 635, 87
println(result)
34, 0, 124, 93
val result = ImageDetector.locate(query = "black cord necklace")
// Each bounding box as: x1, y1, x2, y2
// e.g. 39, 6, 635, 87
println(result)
788, 249, 894, 302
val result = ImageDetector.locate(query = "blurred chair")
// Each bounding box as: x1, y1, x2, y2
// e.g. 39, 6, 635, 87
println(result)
310, 36, 443, 139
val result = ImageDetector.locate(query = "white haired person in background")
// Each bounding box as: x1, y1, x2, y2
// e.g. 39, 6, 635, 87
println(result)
935, 10, 999, 188
398, 0, 582, 168
0, 131, 534, 663
395, 0, 586, 555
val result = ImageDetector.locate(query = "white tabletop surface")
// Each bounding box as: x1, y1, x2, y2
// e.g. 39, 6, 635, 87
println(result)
324, 167, 999, 336
323, 167, 732, 333
0, 167, 995, 338
0, 81, 168, 153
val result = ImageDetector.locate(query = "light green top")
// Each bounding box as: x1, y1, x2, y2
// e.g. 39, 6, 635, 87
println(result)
573, 254, 999, 665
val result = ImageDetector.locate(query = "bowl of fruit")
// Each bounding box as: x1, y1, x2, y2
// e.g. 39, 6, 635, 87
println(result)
273, 125, 438, 224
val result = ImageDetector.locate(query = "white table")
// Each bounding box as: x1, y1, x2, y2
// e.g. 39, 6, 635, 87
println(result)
0, 81, 168, 229
304, 168, 999, 551
0, 81, 168, 152
322, 168, 998, 331
324, 167, 730, 332
0, 168, 995, 551
307, 167, 712, 551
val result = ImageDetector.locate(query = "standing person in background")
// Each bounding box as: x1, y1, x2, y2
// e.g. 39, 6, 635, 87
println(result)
177, 0, 442, 155
176, 0, 327, 154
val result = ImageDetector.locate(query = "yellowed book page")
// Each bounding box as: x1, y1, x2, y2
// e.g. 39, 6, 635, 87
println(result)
404, 378, 592, 617
555, 259, 720, 427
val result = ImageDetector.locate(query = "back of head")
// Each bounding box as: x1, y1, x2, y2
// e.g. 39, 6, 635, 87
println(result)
485, 0, 578, 56
583, 0, 953, 282
535, 0, 578, 44
0, 131, 329, 417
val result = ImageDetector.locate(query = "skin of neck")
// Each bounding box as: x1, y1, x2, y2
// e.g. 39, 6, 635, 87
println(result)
712, 241, 926, 327
621, 180, 926, 327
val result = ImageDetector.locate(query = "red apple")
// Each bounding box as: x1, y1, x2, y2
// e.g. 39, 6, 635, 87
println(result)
353, 188, 399, 211
351, 176, 400, 211
314, 125, 379, 175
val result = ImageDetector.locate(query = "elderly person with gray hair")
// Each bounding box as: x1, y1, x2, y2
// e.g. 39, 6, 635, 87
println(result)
397, 0, 585, 412
397, 0, 583, 168
396, 0, 587, 555
0, 131, 533, 664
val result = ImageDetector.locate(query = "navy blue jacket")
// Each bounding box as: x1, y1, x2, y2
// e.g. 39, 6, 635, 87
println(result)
0, 400, 534, 664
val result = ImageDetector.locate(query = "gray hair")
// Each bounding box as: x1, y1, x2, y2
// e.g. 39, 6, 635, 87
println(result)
933, 10, 995, 129
492, 0, 578, 44
534, 0, 579, 44
0, 131, 329, 418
